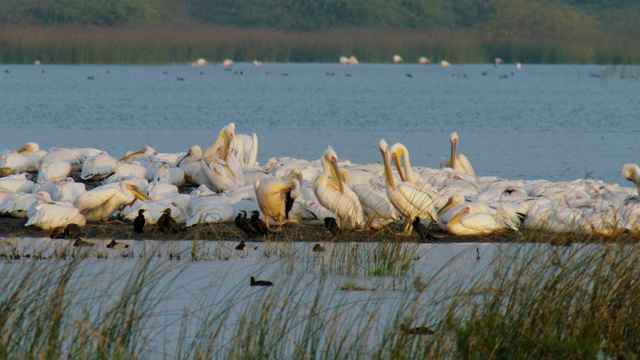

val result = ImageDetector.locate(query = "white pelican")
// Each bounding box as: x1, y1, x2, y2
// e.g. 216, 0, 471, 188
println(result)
25, 201, 86, 230
0, 151, 30, 176
440, 132, 475, 176
348, 56, 359, 65
254, 170, 302, 229
440, 60, 451, 68
36, 160, 71, 184
41, 147, 100, 172
446, 204, 517, 236
393, 54, 404, 63
339, 56, 350, 64
0, 191, 52, 218
418, 57, 430, 64
103, 162, 147, 183
0, 173, 35, 193
252, 60, 263, 67
192, 58, 208, 67
313, 146, 365, 229
146, 180, 179, 201
231, 132, 259, 168
74, 180, 151, 222
222, 59, 234, 67
379, 139, 439, 235
53, 178, 86, 203
16, 142, 46, 172
81, 152, 117, 181
200, 123, 244, 192
622, 163, 640, 195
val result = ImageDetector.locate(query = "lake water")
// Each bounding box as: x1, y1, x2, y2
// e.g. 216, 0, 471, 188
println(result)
1, 63, 639, 185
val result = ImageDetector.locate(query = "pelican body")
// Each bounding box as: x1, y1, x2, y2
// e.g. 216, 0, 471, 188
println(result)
254, 171, 301, 229
313, 147, 365, 230
75, 180, 151, 222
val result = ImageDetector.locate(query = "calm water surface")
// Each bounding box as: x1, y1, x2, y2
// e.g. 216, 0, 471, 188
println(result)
1, 63, 639, 185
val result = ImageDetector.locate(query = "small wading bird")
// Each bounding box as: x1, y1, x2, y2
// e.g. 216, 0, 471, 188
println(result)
399, 323, 434, 335
250, 276, 273, 286
133, 209, 146, 234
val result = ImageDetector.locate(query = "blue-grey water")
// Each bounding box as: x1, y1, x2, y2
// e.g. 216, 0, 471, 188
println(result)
1, 63, 639, 185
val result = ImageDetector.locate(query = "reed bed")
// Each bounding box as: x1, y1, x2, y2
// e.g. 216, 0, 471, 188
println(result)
1, 26, 639, 65
1, 237, 640, 358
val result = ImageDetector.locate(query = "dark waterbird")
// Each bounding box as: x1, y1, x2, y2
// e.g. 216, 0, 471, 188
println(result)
250, 210, 270, 236
235, 210, 259, 237
412, 217, 439, 242
49, 223, 82, 239
250, 276, 273, 286
133, 209, 146, 234
235, 240, 258, 251
106, 239, 129, 249
312, 243, 325, 252
156, 208, 184, 233
324, 217, 341, 236
73, 238, 95, 247
399, 323, 434, 335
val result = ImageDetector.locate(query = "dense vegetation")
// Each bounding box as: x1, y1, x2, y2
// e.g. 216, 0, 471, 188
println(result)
0, 0, 639, 64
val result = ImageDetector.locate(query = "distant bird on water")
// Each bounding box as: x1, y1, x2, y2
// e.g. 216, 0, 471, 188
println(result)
250, 210, 270, 236
106, 239, 129, 249
312, 243, 325, 252
235, 240, 258, 251
324, 217, 341, 236
412, 217, 439, 242
133, 209, 146, 234
250, 276, 273, 286
73, 238, 95, 247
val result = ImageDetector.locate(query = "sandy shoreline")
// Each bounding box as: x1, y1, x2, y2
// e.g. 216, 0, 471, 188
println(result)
1, 216, 634, 245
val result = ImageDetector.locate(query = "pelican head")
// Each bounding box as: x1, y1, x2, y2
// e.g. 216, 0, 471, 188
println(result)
119, 146, 156, 162
448, 206, 471, 227
125, 182, 151, 201
622, 164, 640, 182
437, 195, 464, 217
322, 146, 343, 194
450, 132, 459, 145
390, 143, 408, 182
18, 142, 40, 154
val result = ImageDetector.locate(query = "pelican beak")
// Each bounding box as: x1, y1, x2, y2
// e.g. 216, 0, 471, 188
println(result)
329, 158, 344, 194
379, 140, 395, 189
17, 145, 29, 154
119, 149, 145, 162
128, 184, 151, 201
450, 139, 457, 170
437, 197, 456, 217
448, 207, 469, 227
391, 151, 406, 182
176, 149, 191, 167
221, 132, 232, 161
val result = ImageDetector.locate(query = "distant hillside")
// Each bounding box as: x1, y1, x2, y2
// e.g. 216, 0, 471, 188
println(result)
1, 0, 639, 38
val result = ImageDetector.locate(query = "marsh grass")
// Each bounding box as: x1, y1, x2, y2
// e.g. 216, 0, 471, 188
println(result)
1, 26, 639, 65
3, 235, 640, 358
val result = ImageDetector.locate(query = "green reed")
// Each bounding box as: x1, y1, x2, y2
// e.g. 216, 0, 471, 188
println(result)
1, 26, 639, 65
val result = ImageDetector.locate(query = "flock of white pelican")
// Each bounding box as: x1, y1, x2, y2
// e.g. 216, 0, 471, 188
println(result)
1, 123, 640, 238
